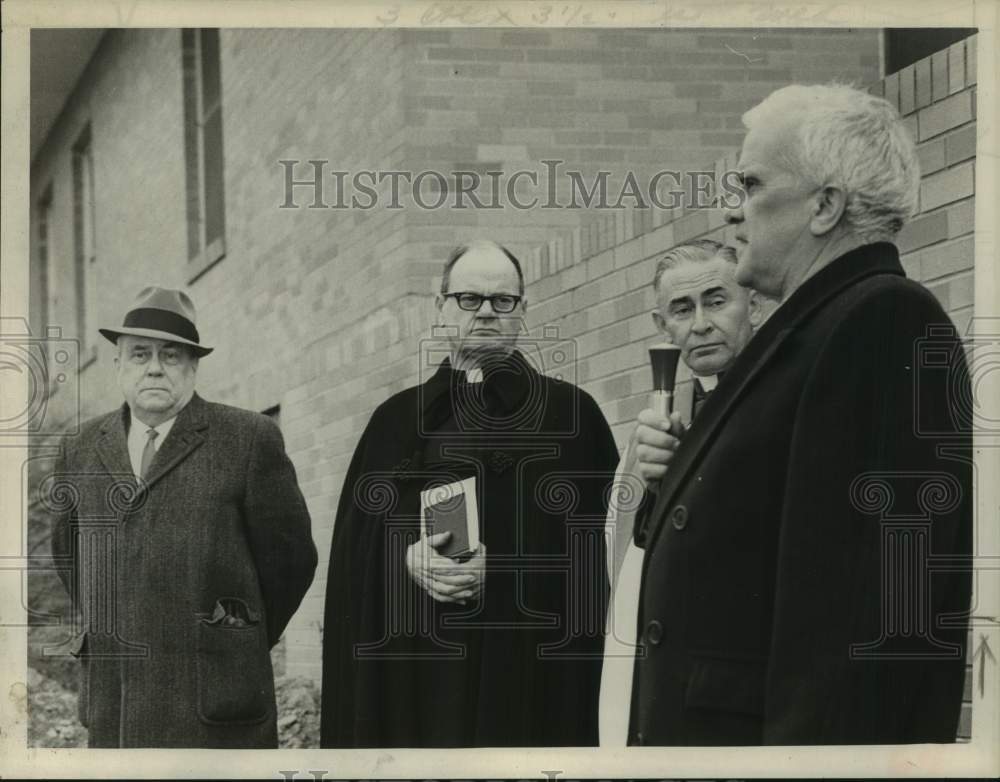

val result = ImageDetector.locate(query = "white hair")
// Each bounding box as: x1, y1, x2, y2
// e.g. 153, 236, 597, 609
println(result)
743, 83, 920, 241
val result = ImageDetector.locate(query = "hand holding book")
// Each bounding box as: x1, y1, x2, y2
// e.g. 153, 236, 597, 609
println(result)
405, 533, 486, 605
407, 477, 486, 604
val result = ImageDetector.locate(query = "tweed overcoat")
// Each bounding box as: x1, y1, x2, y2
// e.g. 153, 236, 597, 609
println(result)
50, 393, 317, 747
630, 243, 972, 745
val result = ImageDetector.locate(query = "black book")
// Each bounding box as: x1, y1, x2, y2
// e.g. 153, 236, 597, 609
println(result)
421, 477, 480, 560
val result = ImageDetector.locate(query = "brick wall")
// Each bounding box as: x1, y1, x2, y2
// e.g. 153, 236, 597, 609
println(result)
879, 38, 978, 740
882, 36, 978, 340
30, 28, 883, 684
397, 27, 879, 276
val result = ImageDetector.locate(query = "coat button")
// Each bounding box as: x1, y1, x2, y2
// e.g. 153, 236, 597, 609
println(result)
671, 504, 688, 530
634, 730, 645, 746
645, 619, 663, 646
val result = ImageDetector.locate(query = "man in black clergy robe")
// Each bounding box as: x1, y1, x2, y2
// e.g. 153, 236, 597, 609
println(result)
631, 83, 972, 745
321, 240, 619, 747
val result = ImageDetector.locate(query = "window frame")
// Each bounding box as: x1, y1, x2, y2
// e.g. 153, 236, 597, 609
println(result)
182, 28, 227, 283
72, 123, 98, 369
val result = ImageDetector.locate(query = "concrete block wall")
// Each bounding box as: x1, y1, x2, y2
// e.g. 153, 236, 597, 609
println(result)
877, 35, 978, 341
877, 38, 979, 740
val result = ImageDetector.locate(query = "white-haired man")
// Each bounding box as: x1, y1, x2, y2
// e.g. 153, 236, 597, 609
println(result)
631, 84, 972, 745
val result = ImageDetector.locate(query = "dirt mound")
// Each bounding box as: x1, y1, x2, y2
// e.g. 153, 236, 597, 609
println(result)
275, 675, 322, 748
27, 666, 88, 748
27, 664, 320, 748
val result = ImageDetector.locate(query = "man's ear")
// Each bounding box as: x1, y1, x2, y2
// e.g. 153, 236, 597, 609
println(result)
652, 310, 667, 335
519, 297, 528, 315
810, 184, 848, 237
747, 291, 763, 328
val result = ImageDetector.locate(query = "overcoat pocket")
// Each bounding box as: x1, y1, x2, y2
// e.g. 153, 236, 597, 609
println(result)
684, 654, 766, 716
195, 598, 271, 725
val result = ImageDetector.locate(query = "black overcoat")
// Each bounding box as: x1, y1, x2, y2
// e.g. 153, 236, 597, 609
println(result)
49, 393, 318, 747
631, 243, 972, 745
320, 352, 620, 747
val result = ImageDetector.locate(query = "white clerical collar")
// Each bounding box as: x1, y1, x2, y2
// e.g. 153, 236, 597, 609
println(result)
465, 367, 483, 384
696, 373, 719, 391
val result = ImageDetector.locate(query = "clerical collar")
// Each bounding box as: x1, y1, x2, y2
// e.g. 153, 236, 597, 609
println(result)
420, 351, 534, 431
696, 373, 719, 392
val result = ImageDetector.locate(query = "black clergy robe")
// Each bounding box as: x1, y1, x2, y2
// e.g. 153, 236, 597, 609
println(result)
320, 350, 620, 747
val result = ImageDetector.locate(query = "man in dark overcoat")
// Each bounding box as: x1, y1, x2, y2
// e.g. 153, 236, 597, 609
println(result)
320, 240, 620, 747
47, 286, 317, 748
630, 84, 972, 745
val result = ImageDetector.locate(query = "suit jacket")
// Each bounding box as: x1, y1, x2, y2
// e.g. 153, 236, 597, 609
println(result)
631, 243, 972, 745
49, 393, 317, 748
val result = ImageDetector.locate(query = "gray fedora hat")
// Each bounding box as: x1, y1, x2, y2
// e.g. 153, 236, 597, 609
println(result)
99, 286, 213, 357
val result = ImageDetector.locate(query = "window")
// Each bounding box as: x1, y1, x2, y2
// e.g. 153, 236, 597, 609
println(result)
72, 125, 97, 364
884, 28, 976, 75
182, 28, 226, 281
35, 185, 53, 333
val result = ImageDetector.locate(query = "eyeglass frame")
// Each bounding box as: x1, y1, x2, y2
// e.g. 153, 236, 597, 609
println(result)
442, 291, 523, 314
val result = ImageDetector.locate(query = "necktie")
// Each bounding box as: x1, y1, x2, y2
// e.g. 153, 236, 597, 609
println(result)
693, 381, 714, 418
140, 428, 158, 479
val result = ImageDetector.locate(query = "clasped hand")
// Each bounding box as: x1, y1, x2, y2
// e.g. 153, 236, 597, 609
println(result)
405, 531, 486, 604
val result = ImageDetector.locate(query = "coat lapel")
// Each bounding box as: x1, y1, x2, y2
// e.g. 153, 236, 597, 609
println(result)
644, 328, 794, 550
643, 243, 906, 551
136, 394, 209, 497
95, 405, 133, 479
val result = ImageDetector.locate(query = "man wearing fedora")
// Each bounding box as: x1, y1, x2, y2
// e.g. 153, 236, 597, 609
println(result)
49, 287, 317, 748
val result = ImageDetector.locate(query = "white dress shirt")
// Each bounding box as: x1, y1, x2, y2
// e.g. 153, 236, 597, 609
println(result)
127, 414, 177, 479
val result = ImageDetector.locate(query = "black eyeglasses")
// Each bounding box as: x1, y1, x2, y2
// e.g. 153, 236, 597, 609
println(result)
444, 292, 522, 314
